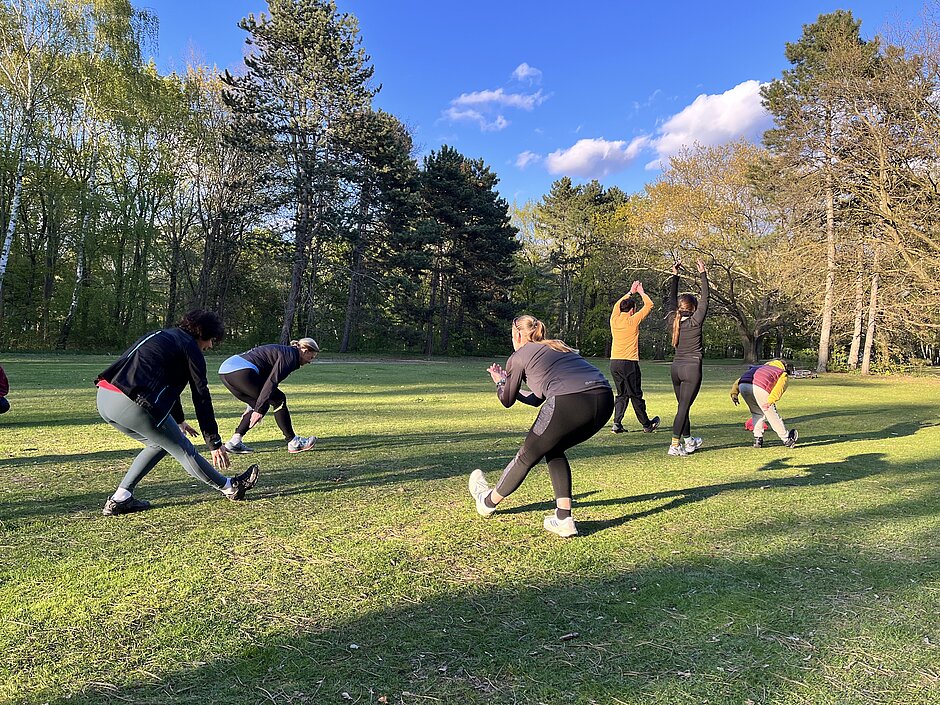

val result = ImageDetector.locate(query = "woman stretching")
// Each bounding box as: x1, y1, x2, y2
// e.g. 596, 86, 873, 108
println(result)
219, 338, 320, 454
667, 258, 709, 456
468, 315, 614, 538
96, 309, 260, 516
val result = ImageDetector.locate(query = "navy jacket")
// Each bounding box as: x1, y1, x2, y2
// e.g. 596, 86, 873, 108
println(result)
96, 327, 222, 449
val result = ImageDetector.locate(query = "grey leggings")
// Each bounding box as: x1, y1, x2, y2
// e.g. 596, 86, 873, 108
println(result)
97, 386, 227, 493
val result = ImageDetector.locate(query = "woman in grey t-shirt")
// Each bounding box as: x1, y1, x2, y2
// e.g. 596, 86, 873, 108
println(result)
468, 315, 614, 537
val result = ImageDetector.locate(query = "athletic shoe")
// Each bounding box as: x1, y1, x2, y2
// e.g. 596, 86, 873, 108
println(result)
102, 495, 152, 517
753, 437, 764, 448
225, 463, 260, 501
684, 437, 703, 453
468, 469, 496, 517
783, 429, 799, 448
643, 416, 661, 433
543, 514, 578, 538
224, 440, 254, 454
611, 423, 626, 434
667, 444, 689, 457
287, 435, 317, 453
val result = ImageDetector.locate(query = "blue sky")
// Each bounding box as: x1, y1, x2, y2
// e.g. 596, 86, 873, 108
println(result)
141, 0, 925, 204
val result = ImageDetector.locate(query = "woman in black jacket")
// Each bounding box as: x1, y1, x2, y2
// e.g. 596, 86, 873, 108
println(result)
95, 310, 259, 516
218, 338, 320, 454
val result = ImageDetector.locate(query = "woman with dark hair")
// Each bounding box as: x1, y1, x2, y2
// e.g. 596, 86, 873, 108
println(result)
218, 337, 320, 454
95, 309, 260, 516
666, 258, 709, 456
468, 315, 614, 538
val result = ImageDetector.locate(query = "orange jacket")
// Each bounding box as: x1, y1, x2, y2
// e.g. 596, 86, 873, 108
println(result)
610, 292, 653, 361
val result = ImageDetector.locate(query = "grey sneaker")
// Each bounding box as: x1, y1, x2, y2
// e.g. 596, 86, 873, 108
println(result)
225, 463, 260, 501
468, 469, 496, 517
684, 436, 703, 453
668, 443, 689, 457
287, 436, 317, 453
102, 495, 152, 517
783, 429, 799, 448
224, 440, 254, 454
543, 514, 578, 538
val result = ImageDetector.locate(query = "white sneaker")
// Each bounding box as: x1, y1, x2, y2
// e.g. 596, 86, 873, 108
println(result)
668, 443, 689, 457
287, 435, 317, 453
543, 514, 578, 538
224, 440, 254, 454
684, 437, 703, 453
468, 469, 495, 517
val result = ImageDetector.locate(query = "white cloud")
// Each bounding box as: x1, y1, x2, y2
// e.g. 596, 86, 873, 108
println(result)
545, 136, 651, 178
516, 151, 542, 169
512, 62, 542, 83
442, 106, 509, 132
648, 79, 771, 169
452, 88, 547, 111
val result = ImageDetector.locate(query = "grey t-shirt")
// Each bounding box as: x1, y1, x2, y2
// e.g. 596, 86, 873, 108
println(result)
498, 342, 610, 407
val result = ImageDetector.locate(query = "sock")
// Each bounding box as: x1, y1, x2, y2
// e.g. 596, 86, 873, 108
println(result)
555, 507, 572, 520
483, 492, 497, 509
112, 488, 132, 502
223, 478, 233, 493
671, 437, 680, 447
230, 433, 243, 445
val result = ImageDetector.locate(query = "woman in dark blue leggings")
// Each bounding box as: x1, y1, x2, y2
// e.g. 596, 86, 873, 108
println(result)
666, 258, 709, 456
468, 315, 613, 538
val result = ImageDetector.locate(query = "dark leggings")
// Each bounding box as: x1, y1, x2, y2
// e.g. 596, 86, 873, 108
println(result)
220, 369, 295, 441
611, 359, 651, 427
494, 388, 614, 502
671, 359, 702, 437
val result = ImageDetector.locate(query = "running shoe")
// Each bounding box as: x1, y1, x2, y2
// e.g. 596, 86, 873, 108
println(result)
667, 443, 689, 457
684, 436, 703, 453
783, 429, 799, 448
225, 463, 260, 501
224, 440, 254, 454
287, 435, 317, 453
753, 437, 764, 448
102, 495, 152, 517
543, 514, 578, 538
468, 469, 496, 517
643, 416, 661, 433
611, 423, 625, 434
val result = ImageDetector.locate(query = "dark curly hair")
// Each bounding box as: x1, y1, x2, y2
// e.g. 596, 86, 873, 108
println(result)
619, 298, 636, 313
177, 309, 225, 342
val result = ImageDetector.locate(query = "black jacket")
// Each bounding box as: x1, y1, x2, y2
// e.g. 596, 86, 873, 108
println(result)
96, 327, 222, 449
667, 272, 709, 362
238, 344, 301, 412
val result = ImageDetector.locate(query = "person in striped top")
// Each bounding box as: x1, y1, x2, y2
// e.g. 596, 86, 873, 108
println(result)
730, 359, 799, 448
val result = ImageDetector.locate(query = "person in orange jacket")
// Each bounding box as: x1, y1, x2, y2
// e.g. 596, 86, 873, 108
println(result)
609, 280, 660, 434
730, 359, 798, 448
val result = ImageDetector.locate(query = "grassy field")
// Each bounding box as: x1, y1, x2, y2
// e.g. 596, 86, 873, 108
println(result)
1, 353, 939, 705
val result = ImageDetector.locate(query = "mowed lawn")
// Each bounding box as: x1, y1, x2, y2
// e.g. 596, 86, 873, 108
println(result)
1, 354, 939, 705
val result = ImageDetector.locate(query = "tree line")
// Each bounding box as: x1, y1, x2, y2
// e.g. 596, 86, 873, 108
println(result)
1, 1, 939, 372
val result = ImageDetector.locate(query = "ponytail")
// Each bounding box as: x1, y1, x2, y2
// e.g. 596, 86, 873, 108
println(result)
671, 294, 698, 348
513, 315, 577, 353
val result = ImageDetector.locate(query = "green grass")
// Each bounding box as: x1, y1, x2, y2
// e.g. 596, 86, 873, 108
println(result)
1, 354, 939, 704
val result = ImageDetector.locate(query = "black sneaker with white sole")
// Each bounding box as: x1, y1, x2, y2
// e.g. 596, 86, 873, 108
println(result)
753, 437, 764, 448
643, 416, 661, 433
226, 463, 260, 501
102, 495, 152, 517
783, 429, 799, 448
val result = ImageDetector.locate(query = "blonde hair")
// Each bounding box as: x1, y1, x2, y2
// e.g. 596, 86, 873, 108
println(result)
290, 337, 320, 353
671, 294, 698, 348
513, 315, 576, 353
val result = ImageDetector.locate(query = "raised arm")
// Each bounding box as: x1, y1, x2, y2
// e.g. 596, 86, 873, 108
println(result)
691, 259, 709, 324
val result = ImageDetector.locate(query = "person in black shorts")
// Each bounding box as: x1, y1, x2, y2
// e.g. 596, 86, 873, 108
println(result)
666, 258, 709, 456
218, 338, 320, 454
468, 315, 614, 538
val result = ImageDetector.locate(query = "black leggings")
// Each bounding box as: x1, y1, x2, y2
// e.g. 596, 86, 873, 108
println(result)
220, 369, 295, 441
494, 388, 614, 502
670, 359, 702, 437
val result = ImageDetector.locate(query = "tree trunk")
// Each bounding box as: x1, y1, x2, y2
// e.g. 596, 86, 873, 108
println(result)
424, 258, 440, 357
0, 135, 27, 320
816, 165, 836, 373
848, 247, 865, 370
340, 185, 371, 353
860, 250, 880, 375
280, 197, 312, 344
59, 151, 96, 349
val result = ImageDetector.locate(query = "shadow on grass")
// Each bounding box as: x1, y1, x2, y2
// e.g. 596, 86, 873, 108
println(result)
31, 509, 940, 705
